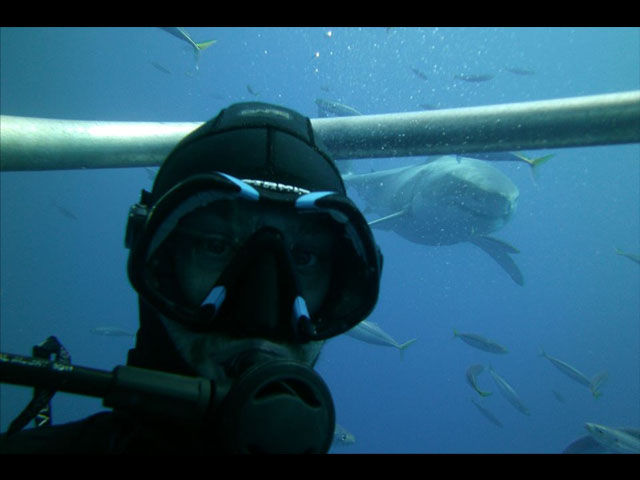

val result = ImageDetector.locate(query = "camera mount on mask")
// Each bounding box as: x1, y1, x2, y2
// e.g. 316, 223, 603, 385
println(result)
0, 336, 335, 453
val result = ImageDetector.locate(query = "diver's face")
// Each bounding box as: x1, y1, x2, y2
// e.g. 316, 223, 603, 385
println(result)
160, 201, 334, 381
172, 200, 335, 316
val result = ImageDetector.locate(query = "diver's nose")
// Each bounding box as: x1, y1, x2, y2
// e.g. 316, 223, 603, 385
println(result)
229, 250, 287, 337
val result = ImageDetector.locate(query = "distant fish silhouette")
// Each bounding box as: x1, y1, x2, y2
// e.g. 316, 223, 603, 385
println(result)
151, 61, 172, 75
49, 198, 77, 220
505, 67, 536, 76
246, 84, 259, 97
552, 389, 566, 403
410, 67, 428, 81
471, 398, 503, 428
454, 73, 494, 83
90, 326, 135, 337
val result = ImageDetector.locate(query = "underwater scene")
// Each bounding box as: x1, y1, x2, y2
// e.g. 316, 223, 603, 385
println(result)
1, 27, 638, 453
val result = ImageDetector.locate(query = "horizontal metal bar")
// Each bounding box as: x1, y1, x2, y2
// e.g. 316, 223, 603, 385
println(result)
1, 91, 639, 172
313, 90, 640, 159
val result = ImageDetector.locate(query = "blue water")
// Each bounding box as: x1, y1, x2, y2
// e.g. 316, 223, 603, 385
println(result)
1, 27, 638, 453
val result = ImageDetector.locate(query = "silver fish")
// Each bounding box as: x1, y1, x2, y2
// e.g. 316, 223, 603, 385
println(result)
454, 329, 508, 354
315, 98, 362, 117
584, 423, 640, 454
159, 27, 216, 55
345, 320, 417, 357
332, 424, 356, 447
488, 365, 530, 416
563, 426, 640, 453
538, 349, 606, 397
159, 27, 216, 69
615, 247, 640, 265
466, 364, 492, 397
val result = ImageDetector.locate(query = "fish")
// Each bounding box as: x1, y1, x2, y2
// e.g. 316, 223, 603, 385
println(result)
461, 152, 554, 181
343, 157, 523, 285
584, 423, 640, 454
345, 320, 417, 358
470, 398, 503, 428
332, 423, 356, 447
410, 67, 428, 81
454, 329, 508, 354
315, 98, 362, 117
90, 326, 135, 337
538, 349, 606, 398
563, 426, 640, 453
505, 67, 536, 76
150, 61, 172, 75
615, 247, 640, 265
590, 371, 609, 394
49, 198, 77, 220
246, 85, 259, 97
454, 74, 494, 83
159, 27, 216, 68
551, 389, 566, 404
466, 365, 492, 397
488, 365, 530, 416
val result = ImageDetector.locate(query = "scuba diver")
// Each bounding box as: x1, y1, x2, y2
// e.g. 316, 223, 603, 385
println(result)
0, 102, 383, 453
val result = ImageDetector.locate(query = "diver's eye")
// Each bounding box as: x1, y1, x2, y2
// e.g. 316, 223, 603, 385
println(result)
203, 236, 230, 255
184, 232, 233, 259
198, 236, 234, 259
291, 248, 318, 267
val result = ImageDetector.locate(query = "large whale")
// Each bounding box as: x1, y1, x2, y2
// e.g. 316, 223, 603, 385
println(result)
343, 156, 524, 285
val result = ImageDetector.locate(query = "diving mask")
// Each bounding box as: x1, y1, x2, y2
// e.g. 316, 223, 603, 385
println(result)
126, 171, 382, 343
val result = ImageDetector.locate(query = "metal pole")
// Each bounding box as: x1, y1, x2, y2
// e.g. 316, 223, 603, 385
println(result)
313, 90, 640, 159
0, 117, 196, 171
1, 91, 639, 172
